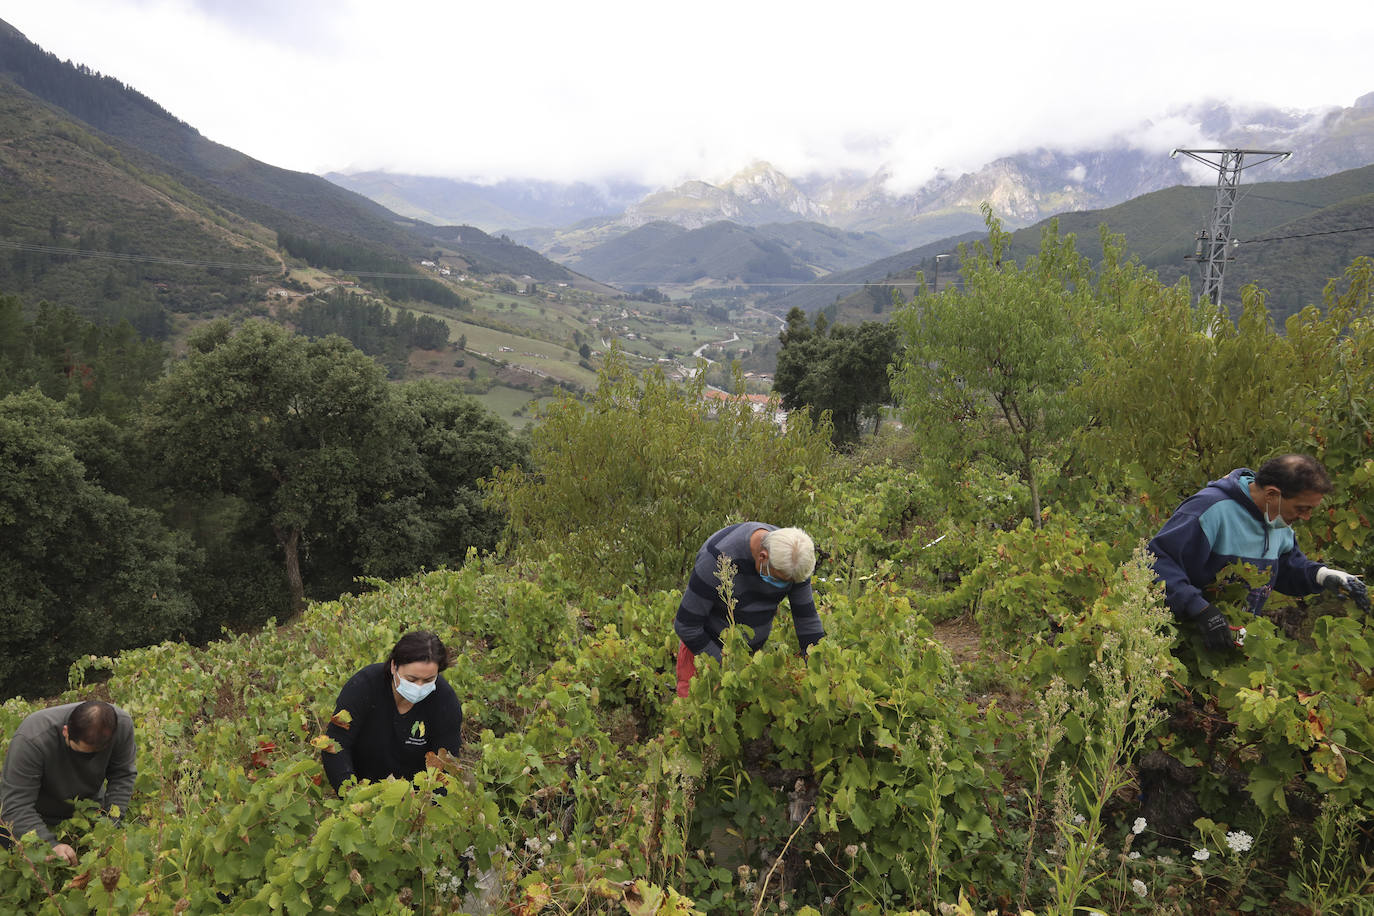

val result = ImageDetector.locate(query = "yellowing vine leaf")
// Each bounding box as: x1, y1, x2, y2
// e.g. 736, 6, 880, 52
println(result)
1311, 743, 1349, 782
517, 881, 552, 915
621, 879, 704, 916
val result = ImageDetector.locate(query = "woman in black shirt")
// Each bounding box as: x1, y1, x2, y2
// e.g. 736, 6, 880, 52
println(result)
321, 631, 463, 792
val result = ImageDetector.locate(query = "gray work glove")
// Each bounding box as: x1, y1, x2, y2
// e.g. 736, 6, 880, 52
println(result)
1195, 605, 1236, 651
1317, 566, 1370, 613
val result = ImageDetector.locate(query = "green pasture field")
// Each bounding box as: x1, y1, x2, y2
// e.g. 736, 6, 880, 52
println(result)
415, 313, 599, 390
471, 385, 559, 429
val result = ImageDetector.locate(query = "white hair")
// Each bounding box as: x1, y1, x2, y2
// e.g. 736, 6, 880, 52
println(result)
763, 527, 815, 582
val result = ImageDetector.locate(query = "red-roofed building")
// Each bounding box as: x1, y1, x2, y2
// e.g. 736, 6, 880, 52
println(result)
701, 388, 786, 428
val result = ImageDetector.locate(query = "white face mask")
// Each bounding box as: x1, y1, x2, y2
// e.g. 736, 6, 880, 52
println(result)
1263, 494, 1288, 530
394, 667, 436, 703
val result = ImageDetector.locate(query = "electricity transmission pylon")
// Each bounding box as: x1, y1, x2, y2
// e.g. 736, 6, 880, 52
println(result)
1171, 148, 1291, 306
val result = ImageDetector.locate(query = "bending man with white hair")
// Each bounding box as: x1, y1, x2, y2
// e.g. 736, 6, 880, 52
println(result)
673, 523, 825, 698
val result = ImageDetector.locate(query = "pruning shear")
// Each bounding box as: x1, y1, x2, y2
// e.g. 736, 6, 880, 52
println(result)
1230, 625, 1247, 648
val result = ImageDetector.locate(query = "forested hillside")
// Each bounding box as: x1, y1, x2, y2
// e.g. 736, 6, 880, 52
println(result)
3, 220, 1373, 912
769, 164, 1374, 323
0, 81, 278, 328
1007, 164, 1374, 322
568, 220, 818, 287
0, 20, 422, 257
0, 19, 589, 325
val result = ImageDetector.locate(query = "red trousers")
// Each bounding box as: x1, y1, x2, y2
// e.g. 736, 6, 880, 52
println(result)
675, 641, 697, 698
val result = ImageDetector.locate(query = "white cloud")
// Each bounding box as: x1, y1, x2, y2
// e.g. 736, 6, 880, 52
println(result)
4, 0, 1369, 185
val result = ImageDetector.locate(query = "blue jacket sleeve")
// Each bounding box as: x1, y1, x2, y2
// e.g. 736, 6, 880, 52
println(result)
787, 581, 825, 654
1274, 543, 1323, 597
1148, 512, 1214, 621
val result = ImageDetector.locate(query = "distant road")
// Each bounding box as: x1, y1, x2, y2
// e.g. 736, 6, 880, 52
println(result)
692, 332, 739, 362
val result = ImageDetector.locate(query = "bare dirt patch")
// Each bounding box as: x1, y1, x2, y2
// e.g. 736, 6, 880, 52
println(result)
932, 616, 982, 664
933, 617, 1032, 715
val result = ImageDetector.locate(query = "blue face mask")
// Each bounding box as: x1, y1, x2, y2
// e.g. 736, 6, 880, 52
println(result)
394, 668, 436, 704
759, 560, 790, 589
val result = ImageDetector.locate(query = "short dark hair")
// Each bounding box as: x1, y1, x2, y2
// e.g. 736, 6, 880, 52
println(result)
66, 701, 117, 750
389, 631, 451, 670
1255, 454, 1333, 497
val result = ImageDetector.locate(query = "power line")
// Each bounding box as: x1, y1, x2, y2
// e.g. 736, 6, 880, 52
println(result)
605, 279, 965, 290
0, 240, 452, 281
0, 239, 279, 272
0, 239, 978, 293
1244, 225, 1374, 243
1, 237, 973, 292
1240, 193, 1326, 210
611, 282, 917, 288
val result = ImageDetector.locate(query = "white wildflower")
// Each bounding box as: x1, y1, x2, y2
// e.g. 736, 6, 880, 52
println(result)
1128, 851, 1141, 860
1225, 830, 1253, 853
1132, 878, 1147, 897
1157, 855, 1173, 865
1132, 816, 1147, 834
1072, 813, 1086, 825
845, 844, 859, 858
1193, 847, 1210, 861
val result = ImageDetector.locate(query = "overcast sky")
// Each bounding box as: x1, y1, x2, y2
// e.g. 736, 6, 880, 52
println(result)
5, 0, 1371, 190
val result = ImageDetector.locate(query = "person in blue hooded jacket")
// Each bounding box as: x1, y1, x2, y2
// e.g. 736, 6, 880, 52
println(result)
1148, 453, 1369, 650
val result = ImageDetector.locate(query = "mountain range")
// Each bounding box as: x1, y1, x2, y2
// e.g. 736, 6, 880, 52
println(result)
328, 94, 1374, 255
2, 12, 1371, 337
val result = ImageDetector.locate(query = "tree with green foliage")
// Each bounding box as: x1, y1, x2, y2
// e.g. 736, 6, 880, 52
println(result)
774, 308, 899, 446
143, 321, 403, 615
0, 298, 166, 422
340, 379, 528, 581
410, 314, 450, 350
892, 208, 1090, 524
1073, 252, 1372, 502
488, 348, 836, 593
1074, 255, 1374, 569
0, 294, 24, 368
0, 390, 196, 696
